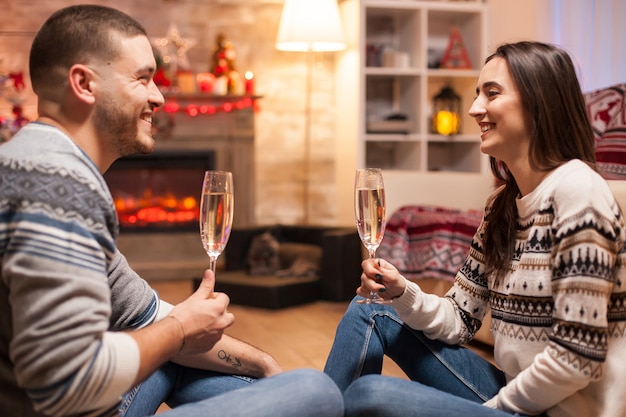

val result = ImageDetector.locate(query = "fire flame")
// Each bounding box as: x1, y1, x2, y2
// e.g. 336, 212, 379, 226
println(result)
114, 191, 199, 227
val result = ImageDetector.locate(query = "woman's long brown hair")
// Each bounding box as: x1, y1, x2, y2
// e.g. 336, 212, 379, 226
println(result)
483, 42, 596, 280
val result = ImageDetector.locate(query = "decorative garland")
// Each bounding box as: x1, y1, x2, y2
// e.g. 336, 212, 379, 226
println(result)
162, 96, 256, 116
152, 96, 259, 138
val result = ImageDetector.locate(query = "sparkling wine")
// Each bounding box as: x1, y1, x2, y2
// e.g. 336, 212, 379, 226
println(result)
200, 191, 234, 259
355, 187, 386, 254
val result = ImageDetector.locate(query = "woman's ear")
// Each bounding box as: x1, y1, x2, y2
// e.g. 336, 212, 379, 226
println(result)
68, 64, 96, 105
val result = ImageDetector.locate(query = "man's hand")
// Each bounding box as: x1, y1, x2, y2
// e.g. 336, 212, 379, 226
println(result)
168, 269, 235, 354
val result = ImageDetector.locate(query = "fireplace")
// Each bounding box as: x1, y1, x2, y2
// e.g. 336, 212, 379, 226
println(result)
104, 150, 215, 232
105, 150, 216, 281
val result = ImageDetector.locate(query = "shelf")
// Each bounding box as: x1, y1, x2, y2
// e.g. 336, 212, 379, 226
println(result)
427, 134, 480, 143
365, 67, 423, 76
426, 68, 480, 77
356, 0, 488, 173
366, 133, 422, 142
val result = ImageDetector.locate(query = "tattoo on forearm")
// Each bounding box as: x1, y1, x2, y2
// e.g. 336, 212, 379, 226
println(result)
218, 350, 242, 368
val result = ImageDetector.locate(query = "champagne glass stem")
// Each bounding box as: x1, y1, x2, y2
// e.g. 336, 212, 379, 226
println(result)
209, 256, 218, 274
366, 250, 380, 300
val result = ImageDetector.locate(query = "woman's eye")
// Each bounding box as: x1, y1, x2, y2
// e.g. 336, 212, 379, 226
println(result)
487, 90, 499, 97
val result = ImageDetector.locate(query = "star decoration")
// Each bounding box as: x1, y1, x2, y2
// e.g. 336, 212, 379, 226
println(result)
153, 24, 197, 71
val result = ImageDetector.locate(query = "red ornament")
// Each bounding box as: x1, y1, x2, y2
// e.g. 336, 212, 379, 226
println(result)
154, 67, 171, 87
9, 72, 25, 91
196, 73, 215, 93
440, 27, 472, 69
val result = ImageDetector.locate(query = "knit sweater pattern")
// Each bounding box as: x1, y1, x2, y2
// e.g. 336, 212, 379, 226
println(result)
0, 123, 159, 417
394, 159, 626, 417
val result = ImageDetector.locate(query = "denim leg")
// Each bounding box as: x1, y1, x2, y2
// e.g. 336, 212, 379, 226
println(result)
324, 297, 505, 402
324, 298, 390, 391
163, 366, 253, 408
344, 375, 515, 417
156, 369, 344, 417
120, 362, 253, 417
120, 362, 177, 417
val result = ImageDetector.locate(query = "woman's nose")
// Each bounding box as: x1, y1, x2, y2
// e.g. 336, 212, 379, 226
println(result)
468, 95, 485, 118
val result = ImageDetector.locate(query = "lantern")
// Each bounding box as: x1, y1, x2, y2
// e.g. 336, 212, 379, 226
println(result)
432, 86, 461, 135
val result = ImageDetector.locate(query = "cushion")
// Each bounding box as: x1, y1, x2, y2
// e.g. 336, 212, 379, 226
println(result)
585, 83, 626, 179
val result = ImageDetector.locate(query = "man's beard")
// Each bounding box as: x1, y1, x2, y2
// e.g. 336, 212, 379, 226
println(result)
94, 97, 154, 157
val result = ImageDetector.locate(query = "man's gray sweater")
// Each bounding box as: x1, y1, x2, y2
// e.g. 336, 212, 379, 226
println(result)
0, 123, 159, 416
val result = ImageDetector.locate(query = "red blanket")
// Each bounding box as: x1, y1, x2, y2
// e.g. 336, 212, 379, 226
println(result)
378, 205, 483, 282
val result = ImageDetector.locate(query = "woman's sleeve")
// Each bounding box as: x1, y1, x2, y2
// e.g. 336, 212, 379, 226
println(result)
393, 218, 491, 344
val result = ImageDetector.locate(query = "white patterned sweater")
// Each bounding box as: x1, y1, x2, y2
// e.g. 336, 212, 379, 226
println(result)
394, 159, 626, 417
0, 123, 167, 417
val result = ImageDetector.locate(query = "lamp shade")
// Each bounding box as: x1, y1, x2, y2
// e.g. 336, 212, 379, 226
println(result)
275, 0, 346, 52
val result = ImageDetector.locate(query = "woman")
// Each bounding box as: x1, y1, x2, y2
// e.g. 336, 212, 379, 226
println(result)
324, 41, 626, 417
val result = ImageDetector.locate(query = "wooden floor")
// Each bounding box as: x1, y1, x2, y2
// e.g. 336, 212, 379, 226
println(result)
151, 279, 493, 413
151, 279, 408, 374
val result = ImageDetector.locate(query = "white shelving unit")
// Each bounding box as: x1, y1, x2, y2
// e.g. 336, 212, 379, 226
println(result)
355, 0, 490, 173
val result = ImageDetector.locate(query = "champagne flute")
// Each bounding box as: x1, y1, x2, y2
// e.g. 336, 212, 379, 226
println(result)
200, 171, 234, 275
354, 168, 391, 304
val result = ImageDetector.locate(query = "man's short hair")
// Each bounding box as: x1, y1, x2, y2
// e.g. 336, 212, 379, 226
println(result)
29, 5, 148, 94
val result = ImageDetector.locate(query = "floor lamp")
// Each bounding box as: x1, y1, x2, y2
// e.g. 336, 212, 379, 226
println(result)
275, 0, 346, 224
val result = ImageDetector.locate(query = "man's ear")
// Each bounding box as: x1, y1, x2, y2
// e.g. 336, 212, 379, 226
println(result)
68, 64, 96, 105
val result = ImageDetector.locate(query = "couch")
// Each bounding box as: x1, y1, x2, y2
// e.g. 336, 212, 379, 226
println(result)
378, 83, 626, 347
199, 225, 363, 309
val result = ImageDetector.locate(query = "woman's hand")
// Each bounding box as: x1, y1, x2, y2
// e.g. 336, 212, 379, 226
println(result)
357, 258, 407, 301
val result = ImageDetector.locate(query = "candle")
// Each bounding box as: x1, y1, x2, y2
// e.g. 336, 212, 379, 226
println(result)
244, 71, 255, 95
213, 76, 228, 96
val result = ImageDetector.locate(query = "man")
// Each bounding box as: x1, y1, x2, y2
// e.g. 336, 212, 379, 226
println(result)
0, 5, 342, 417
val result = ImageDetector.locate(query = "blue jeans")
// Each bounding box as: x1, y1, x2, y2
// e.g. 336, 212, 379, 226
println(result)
324, 297, 544, 417
120, 364, 343, 417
